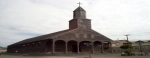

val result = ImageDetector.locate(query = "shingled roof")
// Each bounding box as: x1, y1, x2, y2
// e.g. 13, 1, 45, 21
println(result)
52, 28, 112, 41
11, 28, 112, 46
73, 6, 85, 11
12, 29, 70, 45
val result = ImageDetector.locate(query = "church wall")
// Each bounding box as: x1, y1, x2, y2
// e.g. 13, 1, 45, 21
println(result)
69, 19, 78, 29
73, 11, 86, 19
7, 45, 15, 53
7, 40, 48, 53
29, 40, 47, 53
78, 19, 91, 29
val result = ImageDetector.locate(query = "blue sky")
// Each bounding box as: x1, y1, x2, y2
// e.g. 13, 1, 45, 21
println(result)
0, 0, 150, 47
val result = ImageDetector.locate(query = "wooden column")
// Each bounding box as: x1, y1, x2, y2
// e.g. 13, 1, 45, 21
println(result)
101, 42, 104, 53
77, 42, 80, 54
92, 42, 94, 53
52, 40, 55, 54
109, 43, 113, 53
65, 41, 68, 54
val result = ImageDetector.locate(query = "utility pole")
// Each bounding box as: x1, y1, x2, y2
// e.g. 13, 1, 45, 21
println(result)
125, 34, 130, 44
138, 40, 142, 52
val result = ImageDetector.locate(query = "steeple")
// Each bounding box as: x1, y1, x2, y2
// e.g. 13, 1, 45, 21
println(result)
73, 2, 86, 19
69, 2, 91, 30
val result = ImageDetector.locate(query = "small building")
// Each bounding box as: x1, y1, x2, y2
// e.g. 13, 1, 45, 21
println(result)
111, 40, 129, 53
131, 40, 150, 52
112, 40, 128, 48
0, 47, 7, 53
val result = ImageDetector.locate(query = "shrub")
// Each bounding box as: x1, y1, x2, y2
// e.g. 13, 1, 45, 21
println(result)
124, 48, 132, 55
120, 45, 132, 49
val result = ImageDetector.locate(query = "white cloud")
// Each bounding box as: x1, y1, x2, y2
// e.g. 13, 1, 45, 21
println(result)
0, 0, 150, 47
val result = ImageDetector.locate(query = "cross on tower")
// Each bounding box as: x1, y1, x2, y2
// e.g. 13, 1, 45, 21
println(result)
77, 2, 82, 6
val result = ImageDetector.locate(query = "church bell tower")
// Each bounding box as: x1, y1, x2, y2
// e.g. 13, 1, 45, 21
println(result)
69, 2, 91, 30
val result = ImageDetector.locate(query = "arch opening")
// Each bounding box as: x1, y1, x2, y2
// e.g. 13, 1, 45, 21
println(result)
67, 40, 78, 53
103, 41, 111, 52
79, 41, 91, 52
55, 40, 66, 52
93, 41, 102, 53
46, 39, 52, 52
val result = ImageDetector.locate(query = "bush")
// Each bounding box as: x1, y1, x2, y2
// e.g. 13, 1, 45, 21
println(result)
120, 45, 132, 49
124, 49, 132, 55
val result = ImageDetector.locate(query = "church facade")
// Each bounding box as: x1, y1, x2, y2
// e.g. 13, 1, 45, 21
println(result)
7, 6, 113, 54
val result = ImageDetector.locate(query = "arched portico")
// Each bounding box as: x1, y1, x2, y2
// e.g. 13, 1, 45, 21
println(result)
79, 41, 92, 52
67, 40, 78, 53
46, 39, 53, 52
103, 41, 112, 53
93, 41, 102, 53
55, 40, 66, 53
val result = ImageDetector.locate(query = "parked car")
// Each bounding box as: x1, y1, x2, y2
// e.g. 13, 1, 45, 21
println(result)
121, 52, 127, 56
121, 52, 135, 56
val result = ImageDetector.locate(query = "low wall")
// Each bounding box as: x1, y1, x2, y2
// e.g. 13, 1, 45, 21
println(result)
0, 50, 7, 52
112, 47, 150, 53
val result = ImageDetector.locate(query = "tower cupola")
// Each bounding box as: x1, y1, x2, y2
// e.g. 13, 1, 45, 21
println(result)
73, 2, 86, 19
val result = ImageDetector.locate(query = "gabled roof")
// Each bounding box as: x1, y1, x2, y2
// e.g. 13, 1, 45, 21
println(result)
52, 28, 112, 41
11, 28, 112, 46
